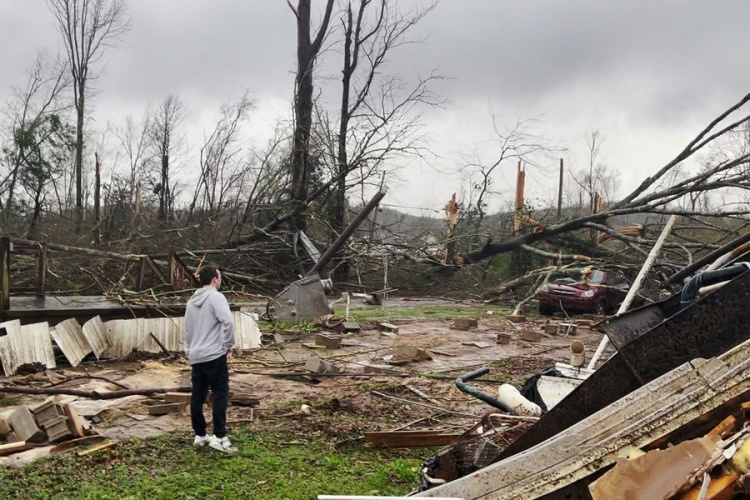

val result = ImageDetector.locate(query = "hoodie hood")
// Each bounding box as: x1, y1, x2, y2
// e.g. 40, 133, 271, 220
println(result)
189, 287, 216, 308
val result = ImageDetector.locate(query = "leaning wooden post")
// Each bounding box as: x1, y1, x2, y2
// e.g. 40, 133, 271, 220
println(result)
0, 237, 10, 314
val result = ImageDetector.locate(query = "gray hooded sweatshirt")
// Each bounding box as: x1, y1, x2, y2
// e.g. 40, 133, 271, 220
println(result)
184, 287, 235, 365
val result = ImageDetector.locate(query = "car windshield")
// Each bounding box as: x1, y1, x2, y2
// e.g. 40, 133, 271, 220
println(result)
590, 270, 606, 284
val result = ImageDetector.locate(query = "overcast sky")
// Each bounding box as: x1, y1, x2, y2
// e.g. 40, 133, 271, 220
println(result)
1, 1, 749, 217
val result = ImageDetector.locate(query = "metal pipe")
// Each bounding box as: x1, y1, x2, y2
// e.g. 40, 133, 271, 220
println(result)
455, 367, 515, 414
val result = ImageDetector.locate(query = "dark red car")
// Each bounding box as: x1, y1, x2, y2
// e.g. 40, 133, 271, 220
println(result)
538, 270, 630, 316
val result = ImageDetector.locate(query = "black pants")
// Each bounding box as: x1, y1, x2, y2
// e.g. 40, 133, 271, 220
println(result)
190, 354, 229, 438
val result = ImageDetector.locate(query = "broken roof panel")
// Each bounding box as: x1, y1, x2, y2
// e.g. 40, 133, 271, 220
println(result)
81, 316, 111, 359
50, 318, 91, 367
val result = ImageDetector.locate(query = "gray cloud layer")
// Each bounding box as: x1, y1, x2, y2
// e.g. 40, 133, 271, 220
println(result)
1, 1, 749, 213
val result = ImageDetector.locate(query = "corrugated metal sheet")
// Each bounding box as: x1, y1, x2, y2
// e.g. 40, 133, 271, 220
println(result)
81, 316, 111, 359
0, 320, 55, 376
50, 318, 91, 367
234, 311, 261, 350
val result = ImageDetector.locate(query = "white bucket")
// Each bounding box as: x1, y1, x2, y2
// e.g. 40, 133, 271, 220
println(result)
497, 384, 543, 416
570, 340, 586, 367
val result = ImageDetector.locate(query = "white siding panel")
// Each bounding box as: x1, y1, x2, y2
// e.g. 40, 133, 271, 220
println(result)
81, 316, 111, 359
50, 318, 91, 367
0, 320, 55, 375
139, 317, 184, 353
101, 319, 149, 359
233, 311, 261, 350
25, 323, 56, 370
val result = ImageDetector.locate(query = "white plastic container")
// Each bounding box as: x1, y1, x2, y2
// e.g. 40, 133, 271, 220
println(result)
570, 340, 586, 367
497, 384, 543, 416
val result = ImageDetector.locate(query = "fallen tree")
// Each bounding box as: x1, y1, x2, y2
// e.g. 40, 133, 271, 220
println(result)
457, 92, 750, 268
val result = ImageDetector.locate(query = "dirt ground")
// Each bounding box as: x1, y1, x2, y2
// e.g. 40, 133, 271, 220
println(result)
0, 297, 616, 465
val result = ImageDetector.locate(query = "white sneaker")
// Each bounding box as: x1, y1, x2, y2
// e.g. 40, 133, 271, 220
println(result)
209, 435, 237, 453
193, 434, 213, 447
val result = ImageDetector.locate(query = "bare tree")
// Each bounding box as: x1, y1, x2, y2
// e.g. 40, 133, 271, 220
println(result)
328, 0, 441, 239
144, 95, 186, 222
113, 113, 150, 206
288, 0, 336, 230
189, 92, 254, 219
47, 0, 130, 230
568, 130, 620, 216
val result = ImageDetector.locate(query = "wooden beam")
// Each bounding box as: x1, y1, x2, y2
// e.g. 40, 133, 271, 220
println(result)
364, 430, 462, 448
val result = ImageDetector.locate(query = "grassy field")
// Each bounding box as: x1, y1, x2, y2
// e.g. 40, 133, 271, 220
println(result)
346, 303, 508, 323
0, 430, 429, 499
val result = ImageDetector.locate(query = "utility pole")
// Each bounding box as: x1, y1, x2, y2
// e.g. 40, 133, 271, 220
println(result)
557, 158, 564, 219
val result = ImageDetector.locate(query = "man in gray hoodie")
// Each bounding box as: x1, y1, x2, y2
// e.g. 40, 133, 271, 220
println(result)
185, 265, 236, 452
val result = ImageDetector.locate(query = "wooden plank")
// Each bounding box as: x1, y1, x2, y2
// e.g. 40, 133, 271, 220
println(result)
365, 431, 461, 448
77, 440, 116, 456
0, 441, 34, 456
143, 254, 168, 286
146, 403, 186, 416
64, 403, 86, 438
231, 394, 260, 407
51, 435, 106, 455
164, 392, 191, 404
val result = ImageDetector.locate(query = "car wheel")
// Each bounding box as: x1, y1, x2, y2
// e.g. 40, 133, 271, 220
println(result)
595, 300, 607, 316
539, 305, 555, 316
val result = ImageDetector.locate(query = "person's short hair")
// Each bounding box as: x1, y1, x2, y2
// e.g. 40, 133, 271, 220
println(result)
198, 265, 220, 286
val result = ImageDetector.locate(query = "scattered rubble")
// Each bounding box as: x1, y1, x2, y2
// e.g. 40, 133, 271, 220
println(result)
0, 398, 92, 456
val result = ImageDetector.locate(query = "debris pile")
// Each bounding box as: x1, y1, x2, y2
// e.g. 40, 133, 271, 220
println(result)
0, 398, 90, 455
590, 403, 750, 499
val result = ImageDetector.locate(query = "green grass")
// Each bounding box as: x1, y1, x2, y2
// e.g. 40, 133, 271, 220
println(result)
0, 430, 427, 500
345, 304, 509, 322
